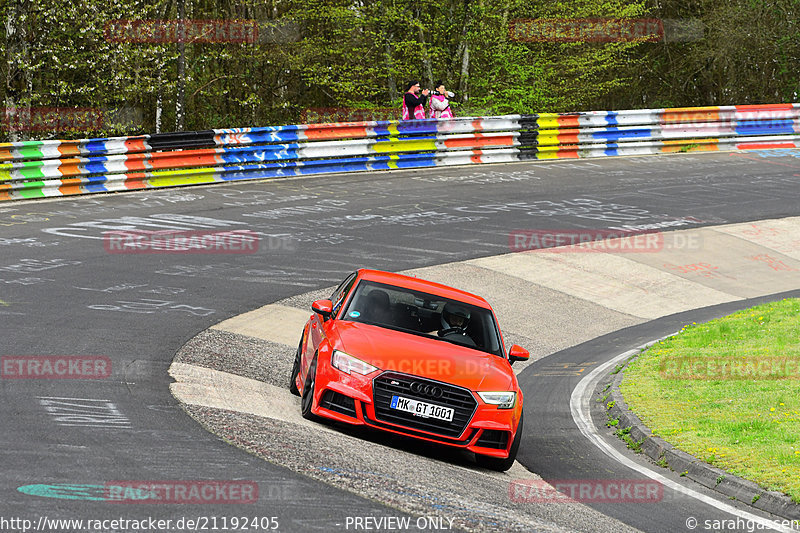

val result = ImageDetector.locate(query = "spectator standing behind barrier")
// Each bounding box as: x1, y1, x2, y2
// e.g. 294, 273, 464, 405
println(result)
402, 80, 430, 120
429, 82, 455, 119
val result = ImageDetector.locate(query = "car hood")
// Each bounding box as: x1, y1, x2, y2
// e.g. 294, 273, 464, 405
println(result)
331, 321, 514, 391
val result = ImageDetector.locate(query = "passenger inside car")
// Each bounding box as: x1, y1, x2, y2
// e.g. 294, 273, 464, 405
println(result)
363, 289, 393, 325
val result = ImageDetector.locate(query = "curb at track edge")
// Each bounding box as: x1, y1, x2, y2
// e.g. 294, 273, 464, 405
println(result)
604, 352, 800, 520
570, 335, 798, 533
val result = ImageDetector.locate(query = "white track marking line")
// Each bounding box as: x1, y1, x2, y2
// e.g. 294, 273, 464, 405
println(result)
35, 396, 111, 402
569, 336, 795, 533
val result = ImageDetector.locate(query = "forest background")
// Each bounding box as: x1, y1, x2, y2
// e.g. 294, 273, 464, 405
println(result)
2, 0, 798, 140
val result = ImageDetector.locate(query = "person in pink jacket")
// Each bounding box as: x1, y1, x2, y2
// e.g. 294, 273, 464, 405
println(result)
401, 80, 430, 120
428, 81, 454, 119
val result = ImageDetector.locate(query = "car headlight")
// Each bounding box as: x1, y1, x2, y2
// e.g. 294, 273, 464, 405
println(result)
331, 350, 379, 375
477, 391, 516, 409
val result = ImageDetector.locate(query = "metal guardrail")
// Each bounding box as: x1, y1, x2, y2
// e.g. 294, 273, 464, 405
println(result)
2, 103, 799, 201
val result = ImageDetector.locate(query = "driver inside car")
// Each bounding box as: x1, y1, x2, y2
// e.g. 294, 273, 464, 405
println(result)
437, 303, 477, 347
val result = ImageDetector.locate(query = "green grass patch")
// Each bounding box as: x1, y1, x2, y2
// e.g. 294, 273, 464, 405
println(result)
656, 454, 669, 468
620, 298, 800, 502
616, 426, 644, 453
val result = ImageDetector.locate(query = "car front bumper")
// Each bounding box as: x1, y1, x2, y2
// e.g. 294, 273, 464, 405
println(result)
311, 364, 522, 458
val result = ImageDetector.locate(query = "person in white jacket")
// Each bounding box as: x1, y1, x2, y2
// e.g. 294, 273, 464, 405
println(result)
428, 82, 455, 119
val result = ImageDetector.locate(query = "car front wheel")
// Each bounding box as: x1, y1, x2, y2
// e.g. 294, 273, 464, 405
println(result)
289, 334, 304, 396
300, 355, 318, 420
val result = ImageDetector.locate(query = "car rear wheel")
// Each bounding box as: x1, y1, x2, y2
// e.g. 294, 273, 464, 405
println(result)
289, 334, 303, 396
475, 411, 523, 472
300, 354, 318, 420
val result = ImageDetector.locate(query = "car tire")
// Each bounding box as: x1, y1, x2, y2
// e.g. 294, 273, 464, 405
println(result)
289, 334, 303, 396
300, 354, 319, 420
475, 411, 523, 472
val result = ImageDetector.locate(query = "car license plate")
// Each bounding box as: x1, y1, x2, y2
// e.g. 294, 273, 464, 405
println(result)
390, 395, 454, 422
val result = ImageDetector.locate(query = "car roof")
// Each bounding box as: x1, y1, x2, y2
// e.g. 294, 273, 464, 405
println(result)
357, 269, 492, 309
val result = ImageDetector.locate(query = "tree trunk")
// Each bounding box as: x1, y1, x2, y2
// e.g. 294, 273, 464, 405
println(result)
175, 0, 186, 131
156, 70, 163, 133
5, 0, 32, 142
455, 0, 471, 103
380, 0, 397, 101
459, 43, 469, 103
386, 43, 397, 100
417, 26, 433, 88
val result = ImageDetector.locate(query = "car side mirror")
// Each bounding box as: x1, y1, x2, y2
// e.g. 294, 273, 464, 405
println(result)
311, 299, 333, 320
509, 345, 530, 365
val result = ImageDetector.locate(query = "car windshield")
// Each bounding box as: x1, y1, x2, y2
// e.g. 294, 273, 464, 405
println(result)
341, 280, 504, 357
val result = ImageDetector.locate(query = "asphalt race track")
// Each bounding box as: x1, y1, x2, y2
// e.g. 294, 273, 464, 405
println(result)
2, 149, 800, 532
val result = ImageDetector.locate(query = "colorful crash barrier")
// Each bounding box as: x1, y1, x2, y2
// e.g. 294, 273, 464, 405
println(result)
1, 103, 800, 201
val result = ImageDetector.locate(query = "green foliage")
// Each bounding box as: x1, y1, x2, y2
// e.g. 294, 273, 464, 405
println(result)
604, 0, 800, 108
615, 425, 644, 453
4, 0, 171, 138
2, 0, 797, 140
656, 453, 669, 468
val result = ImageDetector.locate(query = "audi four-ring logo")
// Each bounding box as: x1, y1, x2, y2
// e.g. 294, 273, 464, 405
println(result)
410, 381, 443, 398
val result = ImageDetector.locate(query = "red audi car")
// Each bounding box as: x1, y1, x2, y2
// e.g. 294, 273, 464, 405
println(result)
289, 269, 529, 471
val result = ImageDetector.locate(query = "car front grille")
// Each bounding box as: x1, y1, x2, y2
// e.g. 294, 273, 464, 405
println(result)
372, 371, 477, 438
